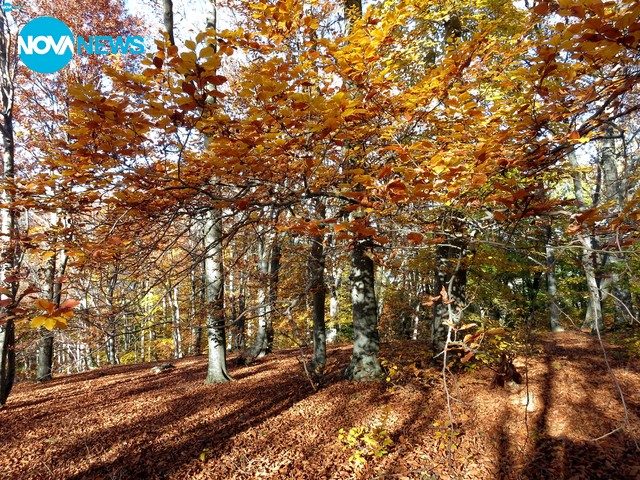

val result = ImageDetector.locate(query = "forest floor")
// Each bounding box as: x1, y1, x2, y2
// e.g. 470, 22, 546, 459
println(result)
1, 329, 639, 480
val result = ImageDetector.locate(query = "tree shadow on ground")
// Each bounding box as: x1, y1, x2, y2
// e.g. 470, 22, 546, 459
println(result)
518, 332, 640, 480
53, 349, 359, 479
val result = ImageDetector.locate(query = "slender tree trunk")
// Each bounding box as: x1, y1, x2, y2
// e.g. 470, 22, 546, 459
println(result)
37, 251, 57, 381
345, 239, 383, 381
310, 234, 326, 372
204, 208, 230, 383
250, 236, 271, 358
432, 236, 467, 351
105, 270, 119, 365
170, 285, 183, 359
235, 290, 246, 350
267, 238, 280, 349
328, 263, 341, 341
545, 239, 563, 332
0, 11, 17, 405
579, 233, 604, 331
190, 269, 203, 355
201, 0, 229, 383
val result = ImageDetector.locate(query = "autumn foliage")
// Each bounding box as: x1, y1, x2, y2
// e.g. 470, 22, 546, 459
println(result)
1, 0, 640, 475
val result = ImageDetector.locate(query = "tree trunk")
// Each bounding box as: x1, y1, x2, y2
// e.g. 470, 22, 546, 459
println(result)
190, 269, 203, 355
235, 289, 246, 351
545, 240, 563, 332
37, 249, 57, 381
267, 238, 280, 349
105, 330, 118, 365
579, 233, 604, 331
345, 239, 383, 381
0, 12, 17, 406
432, 236, 467, 351
310, 234, 326, 372
204, 208, 230, 383
328, 262, 341, 342
170, 285, 183, 359
250, 236, 272, 358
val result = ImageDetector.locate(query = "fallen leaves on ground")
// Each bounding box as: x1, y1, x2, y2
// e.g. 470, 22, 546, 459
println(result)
1, 330, 638, 479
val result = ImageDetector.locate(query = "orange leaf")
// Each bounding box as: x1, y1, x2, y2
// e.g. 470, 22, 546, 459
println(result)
35, 298, 56, 314
60, 299, 81, 310
460, 352, 474, 363
407, 232, 424, 245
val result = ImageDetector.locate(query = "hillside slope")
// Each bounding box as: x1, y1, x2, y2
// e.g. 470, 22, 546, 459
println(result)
1, 331, 639, 479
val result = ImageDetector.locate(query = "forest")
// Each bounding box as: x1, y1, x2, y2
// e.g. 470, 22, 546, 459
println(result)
1, 0, 640, 478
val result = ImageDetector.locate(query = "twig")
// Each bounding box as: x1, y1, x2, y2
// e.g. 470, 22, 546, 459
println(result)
589, 426, 625, 442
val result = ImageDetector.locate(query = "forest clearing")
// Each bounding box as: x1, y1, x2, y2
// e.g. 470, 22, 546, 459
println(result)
2, 0, 640, 478
2, 330, 639, 479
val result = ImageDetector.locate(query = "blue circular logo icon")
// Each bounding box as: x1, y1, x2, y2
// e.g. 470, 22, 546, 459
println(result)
18, 17, 74, 74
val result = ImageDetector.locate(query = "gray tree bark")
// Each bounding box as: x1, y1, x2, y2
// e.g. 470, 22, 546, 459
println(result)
204, 208, 230, 383
250, 235, 277, 358
344, 239, 383, 381
201, 0, 230, 383
170, 285, 183, 359
545, 225, 563, 332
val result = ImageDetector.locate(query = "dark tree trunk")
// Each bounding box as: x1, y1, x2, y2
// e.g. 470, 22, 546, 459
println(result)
267, 240, 281, 350
0, 316, 14, 405
345, 239, 383, 381
310, 235, 326, 372
0, 11, 17, 406
235, 290, 246, 351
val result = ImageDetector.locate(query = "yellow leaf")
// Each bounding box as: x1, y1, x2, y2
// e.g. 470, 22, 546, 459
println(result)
44, 317, 58, 330
54, 318, 68, 329
199, 46, 216, 59
31, 316, 47, 328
